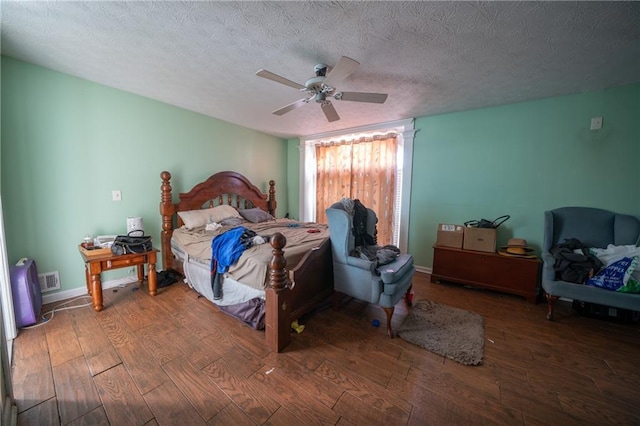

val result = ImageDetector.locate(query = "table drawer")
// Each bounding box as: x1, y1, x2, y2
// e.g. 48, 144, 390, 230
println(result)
102, 255, 146, 270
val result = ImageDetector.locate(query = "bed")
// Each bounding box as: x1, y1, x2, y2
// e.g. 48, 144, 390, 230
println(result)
159, 170, 333, 352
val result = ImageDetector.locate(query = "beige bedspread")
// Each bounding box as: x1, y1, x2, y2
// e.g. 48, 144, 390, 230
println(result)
171, 219, 329, 290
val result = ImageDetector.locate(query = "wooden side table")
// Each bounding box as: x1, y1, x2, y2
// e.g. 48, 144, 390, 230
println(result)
431, 245, 541, 303
78, 245, 158, 311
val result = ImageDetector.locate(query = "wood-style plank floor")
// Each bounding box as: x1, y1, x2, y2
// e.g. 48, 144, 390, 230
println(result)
11, 272, 640, 425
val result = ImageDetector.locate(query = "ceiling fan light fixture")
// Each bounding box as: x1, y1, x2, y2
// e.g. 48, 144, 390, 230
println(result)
256, 56, 388, 122
304, 76, 325, 92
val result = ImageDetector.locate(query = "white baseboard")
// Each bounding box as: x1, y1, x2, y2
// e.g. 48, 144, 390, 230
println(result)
415, 265, 432, 275
41, 276, 139, 305
42, 265, 432, 305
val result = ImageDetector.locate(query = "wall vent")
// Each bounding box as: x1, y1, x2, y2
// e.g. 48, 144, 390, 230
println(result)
38, 271, 61, 293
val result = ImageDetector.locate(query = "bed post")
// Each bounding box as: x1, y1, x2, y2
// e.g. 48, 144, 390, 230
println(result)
265, 232, 290, 352
267, 180, 277, 217
159, 171, 175, 271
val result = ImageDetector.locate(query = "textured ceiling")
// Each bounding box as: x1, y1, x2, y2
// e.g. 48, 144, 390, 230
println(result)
1, 1, 639, 139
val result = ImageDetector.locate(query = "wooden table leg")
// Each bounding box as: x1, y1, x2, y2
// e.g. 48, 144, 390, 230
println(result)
85, 266, 92, 295
148, 263, 157, 296
137, 264, 144, 283
90, 274, 103, 311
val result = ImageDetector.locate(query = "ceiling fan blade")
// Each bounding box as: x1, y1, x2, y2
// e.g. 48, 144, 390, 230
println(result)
323, 56, 360, 87
321, 100, 340, 122
272, 98, 309, 116
339, 91, 388, 104
256, 69, 306, 90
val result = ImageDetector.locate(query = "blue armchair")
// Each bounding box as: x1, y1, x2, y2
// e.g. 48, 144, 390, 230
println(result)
326, 201, 415, 336
542, 207, 640, 320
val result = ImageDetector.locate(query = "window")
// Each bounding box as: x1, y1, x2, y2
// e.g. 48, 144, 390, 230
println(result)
300, 118, 415, 251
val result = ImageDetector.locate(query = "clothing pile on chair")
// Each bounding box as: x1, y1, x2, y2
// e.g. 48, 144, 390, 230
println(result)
340, 198, 401, 267
351, 245, 401, 266
550, 237, 603, 284
339, 198, 376, 246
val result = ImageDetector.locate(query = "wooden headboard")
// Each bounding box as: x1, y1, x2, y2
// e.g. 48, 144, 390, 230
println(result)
159, 170, 277, 271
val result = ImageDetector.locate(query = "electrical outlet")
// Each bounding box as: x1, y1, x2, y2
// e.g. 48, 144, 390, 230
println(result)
590, 117, 603, 130
112, 190, 122, 201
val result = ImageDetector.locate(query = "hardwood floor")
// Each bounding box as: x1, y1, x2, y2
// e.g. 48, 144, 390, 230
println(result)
11, 272, 640, 425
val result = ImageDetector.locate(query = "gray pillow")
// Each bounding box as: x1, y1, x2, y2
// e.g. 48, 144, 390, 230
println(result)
239, 208, 275, 223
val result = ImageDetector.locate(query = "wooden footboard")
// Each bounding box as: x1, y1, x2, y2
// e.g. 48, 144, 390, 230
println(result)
289, 237, 333, 320
266, 234, 333, 352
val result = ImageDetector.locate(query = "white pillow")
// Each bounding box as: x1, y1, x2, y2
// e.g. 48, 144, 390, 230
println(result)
210, 204, 242, 222
178, 205, 241, 229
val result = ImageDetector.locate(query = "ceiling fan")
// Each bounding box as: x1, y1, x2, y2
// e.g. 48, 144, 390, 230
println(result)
256, 56, 388, 122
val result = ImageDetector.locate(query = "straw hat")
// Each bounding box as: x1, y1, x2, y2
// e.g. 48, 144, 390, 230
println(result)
498, 238, 536, 258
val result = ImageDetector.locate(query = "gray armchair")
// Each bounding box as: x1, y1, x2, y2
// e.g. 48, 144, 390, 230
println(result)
326, 201, 415, 336
542, 207, 640, 320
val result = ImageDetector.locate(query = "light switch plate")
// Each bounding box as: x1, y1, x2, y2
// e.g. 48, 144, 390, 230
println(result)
590, 117, 603, 130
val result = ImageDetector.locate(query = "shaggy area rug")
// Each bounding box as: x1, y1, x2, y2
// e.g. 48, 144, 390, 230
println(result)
398, 300, 484, 366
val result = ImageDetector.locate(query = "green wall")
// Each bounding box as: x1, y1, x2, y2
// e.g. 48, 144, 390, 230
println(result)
1, 56, 287, 293
411, 83, 640, 267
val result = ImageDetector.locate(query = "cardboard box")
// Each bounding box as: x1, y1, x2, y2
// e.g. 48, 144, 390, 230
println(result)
436, 223, 465, 248
463, 227, 496, 253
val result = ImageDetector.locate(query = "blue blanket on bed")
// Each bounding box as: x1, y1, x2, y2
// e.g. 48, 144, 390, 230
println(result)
210, 226, 256, 299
